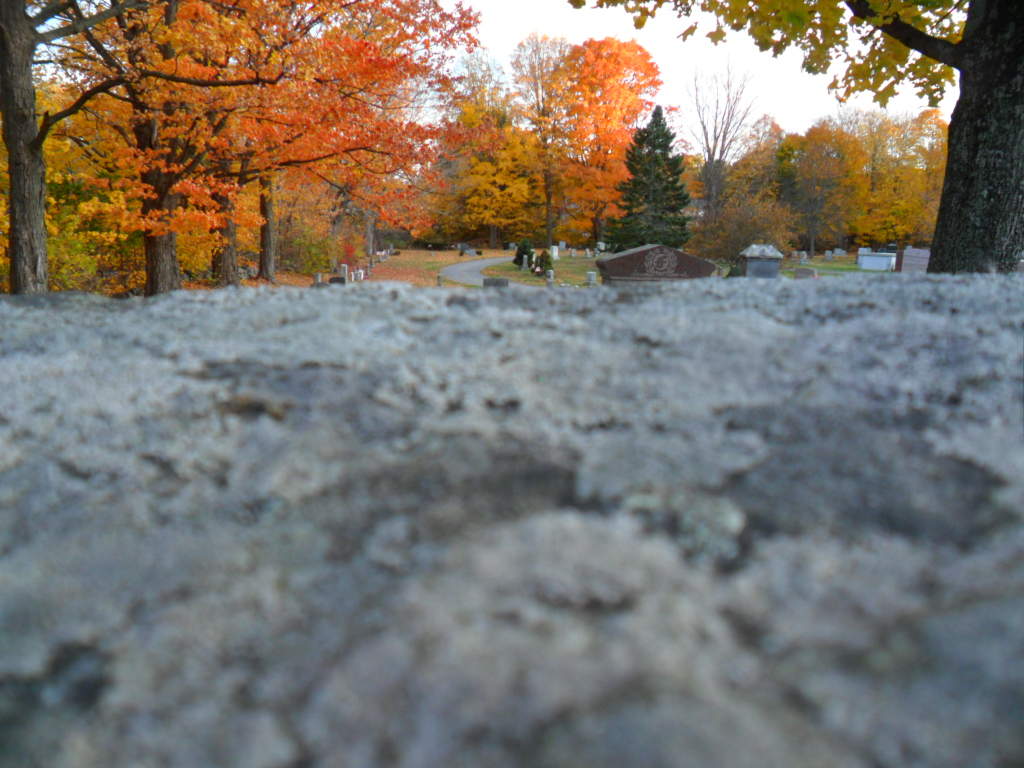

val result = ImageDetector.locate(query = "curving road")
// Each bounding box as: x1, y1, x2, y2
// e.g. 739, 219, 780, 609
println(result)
439, 256, 512, 287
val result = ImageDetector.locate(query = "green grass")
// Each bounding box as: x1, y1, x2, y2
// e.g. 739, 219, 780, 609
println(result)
482, 255, 601, 287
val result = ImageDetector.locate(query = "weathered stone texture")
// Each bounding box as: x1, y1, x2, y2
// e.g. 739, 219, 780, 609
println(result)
0, 276, 1022, 767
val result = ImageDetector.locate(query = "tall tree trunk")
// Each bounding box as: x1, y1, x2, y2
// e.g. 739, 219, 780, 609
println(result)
364, 210, 376, 261
329, 202, 345, 273
142, 191, 182, 296
259, 175, 277, 282
489, 224, 498, 249
591, 212, 606, 245
212, 192, 238, 287
135, 106, 182, 297
0, 11, 47, 293
543, 170, 555, 248
929, 0, 1024, 273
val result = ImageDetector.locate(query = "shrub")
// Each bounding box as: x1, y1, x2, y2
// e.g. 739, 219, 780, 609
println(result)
514, 239, 533, 267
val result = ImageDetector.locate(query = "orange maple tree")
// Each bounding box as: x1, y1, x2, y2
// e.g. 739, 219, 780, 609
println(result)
51, 0, 476, 294
560, 38, 661, 244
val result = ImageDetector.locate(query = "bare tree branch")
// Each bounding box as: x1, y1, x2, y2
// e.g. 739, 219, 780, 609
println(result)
37, 0, 148, 44
34, 76, 125, 148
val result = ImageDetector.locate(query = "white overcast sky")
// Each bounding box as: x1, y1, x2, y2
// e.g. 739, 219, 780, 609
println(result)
455, 0, 959, 139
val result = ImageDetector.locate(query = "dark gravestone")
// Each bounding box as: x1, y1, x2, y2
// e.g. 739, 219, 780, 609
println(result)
483, 277, 509, 288
595, 245, 715, 285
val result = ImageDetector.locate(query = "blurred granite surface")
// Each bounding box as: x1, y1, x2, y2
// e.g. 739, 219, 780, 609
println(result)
0, 275, 1022, 767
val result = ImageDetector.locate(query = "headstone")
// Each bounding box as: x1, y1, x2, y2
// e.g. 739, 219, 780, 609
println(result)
596, 244, 716, 284
857, 252, 896, 271
901, 247, 931, 273
436, 274, 443, 286
341, 264, 349, 281
551, 246, 559, 261
312, 273, 327, 288
559, 241, 566, 250
794, 268, 818, 279
740, 243, 784, 279
483, 277, 509, 288
329, 276, 346, 285
824, 251, 834, 262
585, 249, 592, 259
464, 247, 477, 258
834, 249, 846, 257
596, 242, 606, 252
586, 271, 597, 287
546, 270, 555, 288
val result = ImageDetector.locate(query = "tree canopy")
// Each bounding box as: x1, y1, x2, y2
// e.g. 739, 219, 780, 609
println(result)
569, 0, 963, 105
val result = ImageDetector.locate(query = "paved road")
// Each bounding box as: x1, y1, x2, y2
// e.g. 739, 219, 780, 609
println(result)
439, 256, 511, 287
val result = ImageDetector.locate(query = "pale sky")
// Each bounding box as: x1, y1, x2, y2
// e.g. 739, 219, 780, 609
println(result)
457, 0, 959, 139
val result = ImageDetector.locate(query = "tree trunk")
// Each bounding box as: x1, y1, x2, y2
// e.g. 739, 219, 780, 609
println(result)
489, 224, 498, 249
543, 170, 555, 248
144, 227, 181, 296
0, 11, 48, 293
929, 0, 1024, 273
259, 175, 277, 282
142, 188, 182, 296
329, 202, 345, 273
212, 193, 238, 287
364, 210, 376, 261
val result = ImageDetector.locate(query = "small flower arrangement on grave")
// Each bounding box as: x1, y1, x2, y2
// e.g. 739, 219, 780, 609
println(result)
533, 250, 553, 275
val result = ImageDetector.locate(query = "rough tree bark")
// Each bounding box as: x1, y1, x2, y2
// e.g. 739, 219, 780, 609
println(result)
364, 209, 376, 261
928, 0, 1024, 273
258, 174, 277, 282
543, 170, 555, 248
135, 108, 181, 296
212, 192, 239, 287
142, 193, 181, 295
0, 7, 48, 293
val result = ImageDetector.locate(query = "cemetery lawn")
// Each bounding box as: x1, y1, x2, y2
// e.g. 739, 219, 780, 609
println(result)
779, 252, 870, 277
369, 249, 477, 286
483, 257, 601, 287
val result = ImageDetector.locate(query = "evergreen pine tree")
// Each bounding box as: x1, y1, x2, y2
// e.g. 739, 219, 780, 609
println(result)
606, 106, 691, 251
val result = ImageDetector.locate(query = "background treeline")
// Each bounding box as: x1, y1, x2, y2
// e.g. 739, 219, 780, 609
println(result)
0, 9, 948, 294
427, 44, 948, 261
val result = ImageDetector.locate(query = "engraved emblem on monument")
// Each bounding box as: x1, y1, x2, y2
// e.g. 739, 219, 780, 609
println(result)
643, 248, 678, 275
